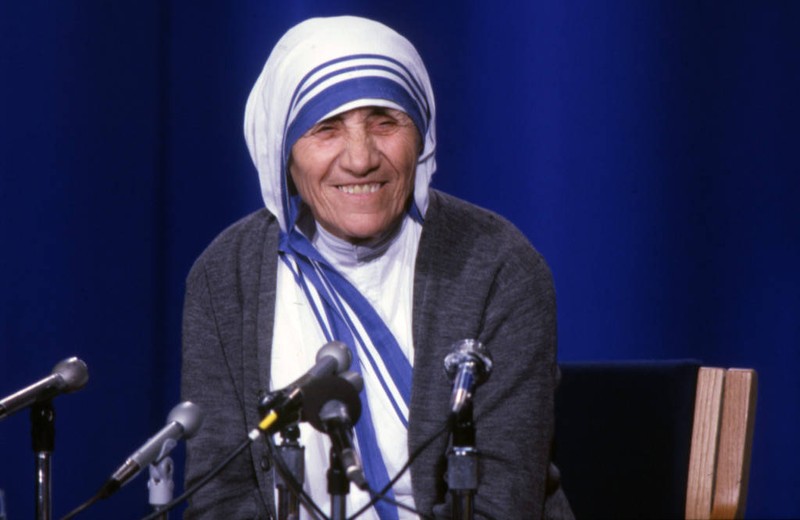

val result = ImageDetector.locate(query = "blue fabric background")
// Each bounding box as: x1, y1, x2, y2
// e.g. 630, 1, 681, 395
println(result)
1, 2, 797, 518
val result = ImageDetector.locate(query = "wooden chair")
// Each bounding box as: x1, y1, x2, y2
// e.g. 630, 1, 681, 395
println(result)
553, 360, 757, 519
686, 367, 757, 519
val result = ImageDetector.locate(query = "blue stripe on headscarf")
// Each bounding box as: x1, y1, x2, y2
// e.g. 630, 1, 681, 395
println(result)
285, 54, 431, 130
276, 53, 429, 520
278, 54, 431, 233
295, 64, 429, 125
284, 76, 426, 163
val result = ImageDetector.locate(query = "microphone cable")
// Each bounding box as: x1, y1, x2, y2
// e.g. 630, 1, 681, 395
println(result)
136, 435, 251, 520
81, 413, 450, 520
61, 491, 104, 520
63, 433, 254, 520
263, 428, 329, 520
347, 419, 450, 520
134, 411, 280, 520
134, 410, 328, 520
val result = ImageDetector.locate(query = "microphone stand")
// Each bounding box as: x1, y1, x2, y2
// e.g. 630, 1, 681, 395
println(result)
327, 446, 350, 520
275, 424, 304, 520
447, 402, 477, 520
31, 400, 55, 520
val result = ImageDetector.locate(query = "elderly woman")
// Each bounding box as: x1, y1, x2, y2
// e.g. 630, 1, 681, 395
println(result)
181, 16, 572, 520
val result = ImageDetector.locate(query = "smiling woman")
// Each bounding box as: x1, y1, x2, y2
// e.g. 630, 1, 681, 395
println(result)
289, 107, 420, 244
181, 15, 573, 520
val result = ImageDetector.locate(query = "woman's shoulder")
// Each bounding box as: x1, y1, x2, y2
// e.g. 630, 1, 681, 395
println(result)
205, 208, 276, 250
425, 189, 544, 261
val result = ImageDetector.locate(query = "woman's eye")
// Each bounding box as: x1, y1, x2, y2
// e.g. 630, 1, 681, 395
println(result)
371, 117, 397, 131
311, 124, 337, 136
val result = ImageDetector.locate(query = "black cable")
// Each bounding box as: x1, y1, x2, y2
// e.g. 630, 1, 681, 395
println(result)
347, 420, 450, 520
264, 430, 329, 520
364, 486, 434, 520
60, 472, 127, 518
60, 490, 106, 520
137, 435, 252, 520
64, 415, 449, 520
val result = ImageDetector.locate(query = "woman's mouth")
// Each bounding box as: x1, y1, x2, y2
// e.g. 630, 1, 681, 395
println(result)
336, 183, 382, 195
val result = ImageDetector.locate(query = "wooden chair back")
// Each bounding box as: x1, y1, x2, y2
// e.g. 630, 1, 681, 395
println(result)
686, 367, 757, 519
554, 361, 757, 520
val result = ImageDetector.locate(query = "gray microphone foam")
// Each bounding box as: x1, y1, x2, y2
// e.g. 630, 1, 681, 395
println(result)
52, 357, 89, 392
167, 401, 203, 438
314, 340, 352, 375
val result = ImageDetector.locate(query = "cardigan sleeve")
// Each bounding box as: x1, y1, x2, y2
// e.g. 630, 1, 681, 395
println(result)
410, 191, 574, 519
469, 248, 572, 519
180, 260, 269, 519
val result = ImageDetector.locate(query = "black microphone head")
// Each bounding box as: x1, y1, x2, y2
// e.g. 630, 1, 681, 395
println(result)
167, 401, 203, 438
52, 357, 89, 392
315, 341, 352, 375
444, 339, 493, 383
301, 375, 362, 432
337, 370, 364, 393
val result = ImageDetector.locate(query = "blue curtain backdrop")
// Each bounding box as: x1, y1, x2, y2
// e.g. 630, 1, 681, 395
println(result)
1, 1, 798, 518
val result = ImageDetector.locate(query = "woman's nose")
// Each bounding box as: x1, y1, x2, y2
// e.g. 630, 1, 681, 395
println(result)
340, 128, 380, 175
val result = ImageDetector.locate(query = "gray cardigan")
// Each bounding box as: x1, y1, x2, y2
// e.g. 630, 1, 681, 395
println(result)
181, 189, 573, 519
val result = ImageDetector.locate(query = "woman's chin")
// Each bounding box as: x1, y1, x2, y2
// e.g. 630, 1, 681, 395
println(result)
326, 216, 401, 245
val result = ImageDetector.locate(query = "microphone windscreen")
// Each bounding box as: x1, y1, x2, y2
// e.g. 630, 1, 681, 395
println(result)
314, 341, 353, 375
166, 401, 204, 437
301, 376, 362, 431
52, 357, 89, 392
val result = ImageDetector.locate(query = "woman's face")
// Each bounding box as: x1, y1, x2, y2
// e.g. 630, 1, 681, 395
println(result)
289, 106, 420, 244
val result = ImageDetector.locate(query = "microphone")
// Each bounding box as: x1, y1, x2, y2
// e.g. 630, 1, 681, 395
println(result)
99, 401, 203, 498
302, 374, 367, 489
0, 357, 89, 421
444, 339, 493, 415
285, 340, 353, 390
257, 341, 352, 433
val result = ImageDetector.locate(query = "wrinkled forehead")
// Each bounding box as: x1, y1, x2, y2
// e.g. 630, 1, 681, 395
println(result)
274, 17, 432, 165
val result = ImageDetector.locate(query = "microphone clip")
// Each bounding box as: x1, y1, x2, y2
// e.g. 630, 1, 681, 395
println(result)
257, 388, 304, 435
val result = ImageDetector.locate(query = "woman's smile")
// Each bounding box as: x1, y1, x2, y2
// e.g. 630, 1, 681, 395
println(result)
289, 106, 420, 244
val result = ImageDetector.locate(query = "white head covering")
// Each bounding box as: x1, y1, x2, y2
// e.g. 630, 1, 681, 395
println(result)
243, 16, 437, 232
243, 19, 434, 516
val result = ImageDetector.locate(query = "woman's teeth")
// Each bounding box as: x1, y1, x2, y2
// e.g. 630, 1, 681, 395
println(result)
337, 183, 381, 194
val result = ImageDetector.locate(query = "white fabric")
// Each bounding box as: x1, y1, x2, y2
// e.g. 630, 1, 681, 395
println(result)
244, 15, 438, 519
271, 217, 422, 519
243, 15, 437, 232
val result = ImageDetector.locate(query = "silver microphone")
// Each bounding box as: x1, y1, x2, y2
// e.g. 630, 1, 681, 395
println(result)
0, 357, 89, 420
102, 401, 203, 497
444, 339, 493, 415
